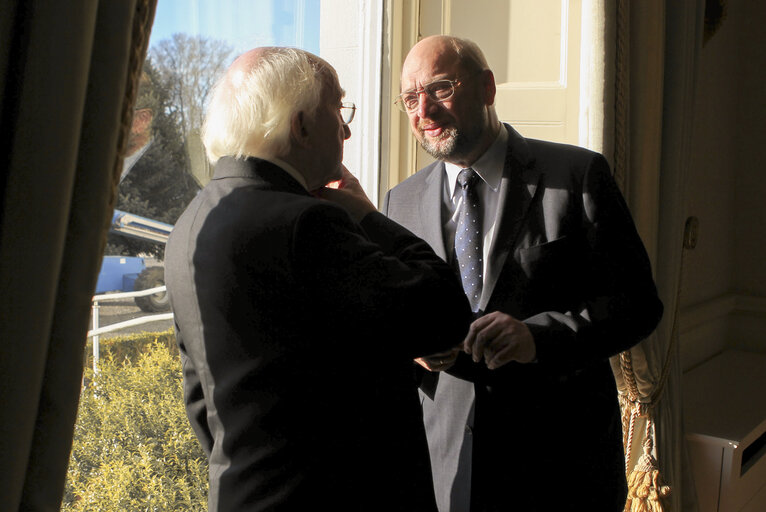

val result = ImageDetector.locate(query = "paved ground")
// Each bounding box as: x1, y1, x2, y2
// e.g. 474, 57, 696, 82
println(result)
90, 257, 173, 338
88, 296, 173, 338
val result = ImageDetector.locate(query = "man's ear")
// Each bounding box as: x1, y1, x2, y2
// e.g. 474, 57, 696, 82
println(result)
131, 108, 153, 135
290, 111, 310, 148
482, 69, 497, 106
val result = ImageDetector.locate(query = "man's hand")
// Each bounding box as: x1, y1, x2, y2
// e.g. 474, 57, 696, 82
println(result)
415, 347, 461, 372
463, 311, 536, 369
313, 166, 376, 222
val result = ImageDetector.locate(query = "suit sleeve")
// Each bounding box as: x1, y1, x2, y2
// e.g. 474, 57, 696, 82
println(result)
174, 323, 213, 456
291, 204, 472, 360
526, 153, 663, 372
449, 152, 662, 381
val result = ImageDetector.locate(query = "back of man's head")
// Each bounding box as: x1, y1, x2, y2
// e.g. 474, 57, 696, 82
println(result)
202, 47, 329, 164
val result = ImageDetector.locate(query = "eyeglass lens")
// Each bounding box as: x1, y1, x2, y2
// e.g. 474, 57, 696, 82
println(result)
399, 80, 455, 111
341, 103, 355, 124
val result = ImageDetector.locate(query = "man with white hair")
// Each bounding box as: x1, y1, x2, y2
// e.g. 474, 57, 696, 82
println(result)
164, 47, 472, 511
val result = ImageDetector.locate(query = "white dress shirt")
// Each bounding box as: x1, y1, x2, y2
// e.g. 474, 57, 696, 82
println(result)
443, 126, 508, 281
120, 138, 152, 183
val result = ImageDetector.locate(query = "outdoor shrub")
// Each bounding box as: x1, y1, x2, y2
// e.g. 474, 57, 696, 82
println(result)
84, 330, 179, 368
64, 331, 208, 510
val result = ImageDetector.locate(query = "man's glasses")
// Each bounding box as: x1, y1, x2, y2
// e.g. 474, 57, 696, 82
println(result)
340, 102, 356, 125
394, 73, 478, 113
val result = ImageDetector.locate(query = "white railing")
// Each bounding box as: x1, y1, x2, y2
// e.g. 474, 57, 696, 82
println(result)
88, 286, 173, 372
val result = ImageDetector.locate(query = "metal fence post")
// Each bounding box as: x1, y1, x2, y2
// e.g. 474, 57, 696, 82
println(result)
92, 300, 100, 373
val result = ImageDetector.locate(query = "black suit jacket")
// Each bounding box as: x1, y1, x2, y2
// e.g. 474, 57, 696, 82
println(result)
383, 125, 663, 511
165, 157, 472, 511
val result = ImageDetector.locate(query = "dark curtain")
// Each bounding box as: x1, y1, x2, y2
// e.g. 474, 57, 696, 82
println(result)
0, 0, 157, 508
606, 1, 704, 511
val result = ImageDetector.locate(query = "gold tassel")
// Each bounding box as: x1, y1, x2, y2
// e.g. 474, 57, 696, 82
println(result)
624, 435, 671, 512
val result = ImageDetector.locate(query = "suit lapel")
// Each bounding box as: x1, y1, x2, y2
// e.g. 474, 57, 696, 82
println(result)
418, 161, 449, 261
480, 125, 542, 311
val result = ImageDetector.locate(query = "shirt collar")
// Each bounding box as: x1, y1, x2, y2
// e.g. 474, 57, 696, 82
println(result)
120, 138, 153, 183
445, 126, 508, 198
261, 156, 309, 190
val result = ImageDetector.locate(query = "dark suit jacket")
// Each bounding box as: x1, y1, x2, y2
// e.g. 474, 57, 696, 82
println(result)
383, 125, 663, 511
165, 157, 472, 511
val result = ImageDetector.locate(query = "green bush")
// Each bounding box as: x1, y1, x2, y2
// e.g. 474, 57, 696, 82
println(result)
84, 330, 179, 367
64, 330, 208, 510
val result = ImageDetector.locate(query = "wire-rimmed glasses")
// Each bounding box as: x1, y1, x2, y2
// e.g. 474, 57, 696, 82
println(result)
340, 102, 356, 125
394, 73, 480, 113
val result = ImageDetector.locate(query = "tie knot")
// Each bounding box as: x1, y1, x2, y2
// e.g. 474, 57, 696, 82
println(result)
457, 168, 479, 189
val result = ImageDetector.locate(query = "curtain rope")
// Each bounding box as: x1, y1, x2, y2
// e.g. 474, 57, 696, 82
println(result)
620, 230, 688, 414
620, 230, 689, 512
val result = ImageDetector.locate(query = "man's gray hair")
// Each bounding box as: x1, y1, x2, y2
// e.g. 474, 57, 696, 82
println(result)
202, 47, 329, 164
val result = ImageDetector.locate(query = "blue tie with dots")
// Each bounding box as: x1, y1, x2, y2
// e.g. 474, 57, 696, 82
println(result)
455, 168, 483, 312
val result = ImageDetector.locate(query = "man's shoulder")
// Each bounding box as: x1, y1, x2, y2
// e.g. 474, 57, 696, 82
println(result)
519, 137, 614, 195
390, 160, 441, 194
525, 137, 603, 167
502, 123, 601, 167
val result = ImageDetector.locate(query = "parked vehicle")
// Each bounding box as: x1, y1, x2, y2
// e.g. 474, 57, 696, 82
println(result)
95, 210, 173, 312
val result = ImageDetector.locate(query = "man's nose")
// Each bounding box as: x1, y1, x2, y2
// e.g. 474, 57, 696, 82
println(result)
416, 91, 435, 118
343, 123, 351, 140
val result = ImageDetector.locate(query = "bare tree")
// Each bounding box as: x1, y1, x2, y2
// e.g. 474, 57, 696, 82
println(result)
149, 33, 234, 185
150, 33, 234, 140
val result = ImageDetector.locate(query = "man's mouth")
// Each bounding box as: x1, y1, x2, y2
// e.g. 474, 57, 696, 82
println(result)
421, 122, 446, 138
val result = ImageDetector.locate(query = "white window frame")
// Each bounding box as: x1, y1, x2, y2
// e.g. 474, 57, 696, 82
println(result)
319, 0, 384, 206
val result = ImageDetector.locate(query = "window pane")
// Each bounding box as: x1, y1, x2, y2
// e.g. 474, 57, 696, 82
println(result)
70, 3, 325, 509
99, 0, 321, 339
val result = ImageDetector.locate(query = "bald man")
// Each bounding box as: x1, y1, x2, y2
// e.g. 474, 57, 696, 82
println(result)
165, 47, 472, 511
383, 35, 662, 511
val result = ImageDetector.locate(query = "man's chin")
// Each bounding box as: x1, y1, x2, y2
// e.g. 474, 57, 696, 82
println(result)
422, 138, 456, 160
420, 127, 457, 159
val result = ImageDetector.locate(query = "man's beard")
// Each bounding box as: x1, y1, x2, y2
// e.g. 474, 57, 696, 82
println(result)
419, 119, 484, 162
420, 126, 458, 160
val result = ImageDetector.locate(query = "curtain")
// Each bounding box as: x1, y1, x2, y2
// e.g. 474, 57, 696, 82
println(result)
0, 0, 157, 509
582, 1, 705, 510
580, 0, 615, 169
651, 2, 705, 511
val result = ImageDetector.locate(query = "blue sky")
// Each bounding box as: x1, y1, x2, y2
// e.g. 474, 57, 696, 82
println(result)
149, 0, 320, 56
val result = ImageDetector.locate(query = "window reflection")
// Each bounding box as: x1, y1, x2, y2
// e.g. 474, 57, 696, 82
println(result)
100, 1, 321, 333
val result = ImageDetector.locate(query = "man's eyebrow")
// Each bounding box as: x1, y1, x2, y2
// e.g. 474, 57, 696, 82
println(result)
401, 76, 451, 94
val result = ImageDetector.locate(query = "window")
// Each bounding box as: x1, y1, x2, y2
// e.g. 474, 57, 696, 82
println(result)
71, 4, 384, 506
94, 0, 383, 342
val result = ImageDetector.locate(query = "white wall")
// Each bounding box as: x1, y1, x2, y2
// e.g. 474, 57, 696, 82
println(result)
681, 1, 766, 371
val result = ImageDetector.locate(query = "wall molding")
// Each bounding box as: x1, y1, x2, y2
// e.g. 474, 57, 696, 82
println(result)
680, 293, 766, 334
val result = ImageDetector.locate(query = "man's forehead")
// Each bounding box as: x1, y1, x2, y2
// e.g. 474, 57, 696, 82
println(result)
318, 68, 344, 99
401, 47, 462, 90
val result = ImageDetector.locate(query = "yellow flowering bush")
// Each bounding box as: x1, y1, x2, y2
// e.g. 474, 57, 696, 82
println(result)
63, 331, 208, 510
